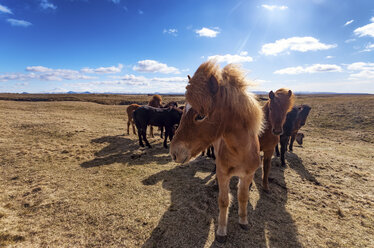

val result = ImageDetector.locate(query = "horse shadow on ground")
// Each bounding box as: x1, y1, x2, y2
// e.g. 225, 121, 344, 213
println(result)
142, 156, 303, 248
80, 135, 172, 168
283, 149, 321, 186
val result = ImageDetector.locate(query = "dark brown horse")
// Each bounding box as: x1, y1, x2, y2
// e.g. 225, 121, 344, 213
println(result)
170, 61, 263, 242
160, 101, 179, 138
276, 104, 311, 166
133, 105, 182, 148
289, 104, 311, 151
148, 95, 163, 137
259, 89, 294, 192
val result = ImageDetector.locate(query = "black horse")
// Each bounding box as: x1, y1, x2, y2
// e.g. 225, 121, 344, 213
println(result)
275, 107, 299, 167
133, 106, 182, 148
275, 105, 311, 166
160, 101, 179, 138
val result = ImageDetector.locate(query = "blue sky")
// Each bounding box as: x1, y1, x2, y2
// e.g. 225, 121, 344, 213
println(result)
1, 0, 374, 93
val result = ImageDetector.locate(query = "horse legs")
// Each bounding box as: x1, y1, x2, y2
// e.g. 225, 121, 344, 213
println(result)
216, 172, 230, 243
163, 127, 169, 148
137, 128, 144, 147
238, 173, 254, 229
207, 146, 212, 157
131, 121, 137, 135
275, 144, 280, 157
160, 126, 164, 139
142, 128, 152, 148
127, 120, 131, 135
289, 133, 296, 151
149, 126, 154, 138
262, 150, 273, 192
280, 136, 289, 167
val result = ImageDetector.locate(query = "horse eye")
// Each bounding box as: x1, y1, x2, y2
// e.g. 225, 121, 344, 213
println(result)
195, 114, 206, 121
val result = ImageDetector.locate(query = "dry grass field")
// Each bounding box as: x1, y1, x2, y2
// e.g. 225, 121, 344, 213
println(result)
1, 94, 373, 247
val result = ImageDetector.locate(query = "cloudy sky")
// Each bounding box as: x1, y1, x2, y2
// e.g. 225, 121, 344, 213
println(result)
1, 0, 374, 93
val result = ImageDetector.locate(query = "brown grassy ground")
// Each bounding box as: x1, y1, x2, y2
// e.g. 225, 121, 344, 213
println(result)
0, 94, 373, 247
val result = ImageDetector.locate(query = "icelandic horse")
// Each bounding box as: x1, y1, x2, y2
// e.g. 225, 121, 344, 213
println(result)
126, 104, 140, 135
259, 89, 294, 192
170, 61, 263, 243
148, 94, 163, 137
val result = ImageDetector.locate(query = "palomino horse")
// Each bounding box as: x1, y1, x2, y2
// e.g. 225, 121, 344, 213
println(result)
259, 89, 294, 192
126, 104, 140, 135
170, 61, 263, 242
148, 94, 163, 137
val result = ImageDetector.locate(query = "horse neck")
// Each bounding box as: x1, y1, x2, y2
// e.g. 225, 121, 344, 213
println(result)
210, 103, 253, 146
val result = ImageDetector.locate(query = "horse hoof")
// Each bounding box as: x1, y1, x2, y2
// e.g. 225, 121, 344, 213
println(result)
239, 223, 249, 230
216, 235, 227, 243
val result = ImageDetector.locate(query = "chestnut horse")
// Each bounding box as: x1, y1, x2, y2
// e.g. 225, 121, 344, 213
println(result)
259, 89, 294, 192
126, 104, 140, 135
148, 94, 163, 137
170, 61, 263, 242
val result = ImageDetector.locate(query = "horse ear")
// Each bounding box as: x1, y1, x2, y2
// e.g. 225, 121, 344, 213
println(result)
288, 90, 292, 97
187, 75, 191, 80
269, 91, 275, 100
208, 75, 219, 95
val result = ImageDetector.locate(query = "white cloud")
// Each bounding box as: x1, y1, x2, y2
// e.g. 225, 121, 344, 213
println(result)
81, 64, 123, 74
274, 64, 342, 75
0, 66, 96, 82
345, 38, 356, 43
7, 19, 32, 27
0, 73, 37, 82
325, 56, 334, 59
261, 4, 288, 11
195, 27, 220, 38
344, 20, 354, 26
72, 75, 188, 93
0, 4, 12, 14
133, 60, 180, 74
26, 66, 52, 72
260, 36, 337, 56
151, 77, 187, 83
354, 17, 374, 38
208, 51, 253, 64
163, 28, 178, 36
40, 0, 57, 10
361, 43, 374, 52
347, 62, 374, 80
347, 62, 374, 71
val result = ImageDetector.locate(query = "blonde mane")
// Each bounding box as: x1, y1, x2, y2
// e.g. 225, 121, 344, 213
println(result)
187, 61, 263, 136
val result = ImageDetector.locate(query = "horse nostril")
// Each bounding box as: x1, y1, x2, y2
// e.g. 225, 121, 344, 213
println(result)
172, 153, 177, 161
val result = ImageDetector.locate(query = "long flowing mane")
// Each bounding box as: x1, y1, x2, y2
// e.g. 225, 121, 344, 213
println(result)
187, 61, 263, 136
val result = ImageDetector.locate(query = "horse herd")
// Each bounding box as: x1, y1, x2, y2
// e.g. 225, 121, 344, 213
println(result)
125, 61, 311, 243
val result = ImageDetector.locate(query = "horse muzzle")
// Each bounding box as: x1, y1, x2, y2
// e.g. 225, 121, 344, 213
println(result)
170, 142, 191, 164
